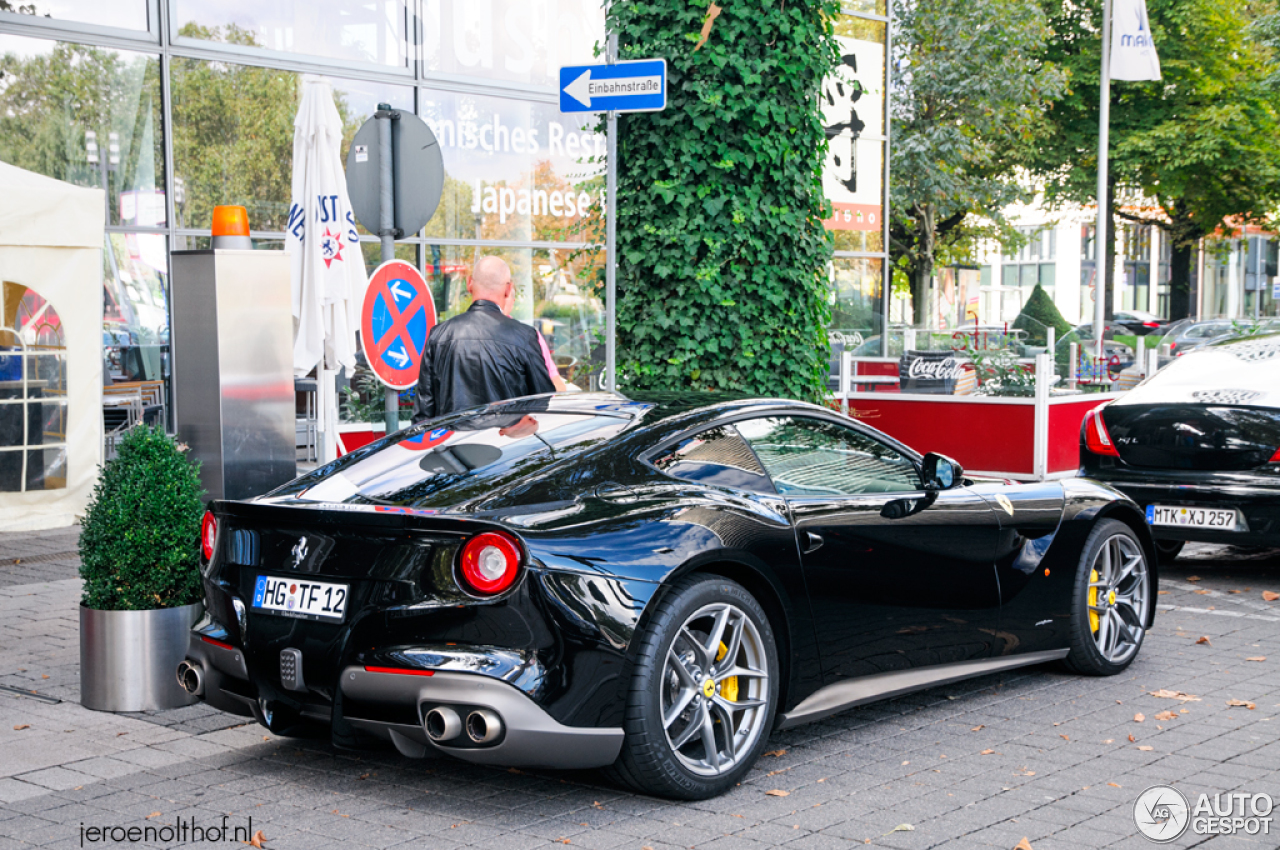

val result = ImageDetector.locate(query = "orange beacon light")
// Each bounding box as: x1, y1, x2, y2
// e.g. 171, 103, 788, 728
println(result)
211, 205, 251, 249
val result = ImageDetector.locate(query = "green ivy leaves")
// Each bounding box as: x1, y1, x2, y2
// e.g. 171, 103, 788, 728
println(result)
611, 0, 838, 401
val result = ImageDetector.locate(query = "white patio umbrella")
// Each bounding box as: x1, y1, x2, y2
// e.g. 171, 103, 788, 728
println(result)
287, 76, 368, 462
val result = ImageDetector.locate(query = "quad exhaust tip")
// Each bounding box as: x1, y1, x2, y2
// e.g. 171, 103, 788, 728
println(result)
466, 709, 502, 745
425, 706, 462, 742
176, 661, 204, 696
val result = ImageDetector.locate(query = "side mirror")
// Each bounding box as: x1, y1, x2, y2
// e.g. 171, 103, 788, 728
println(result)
921, 452, 964, 490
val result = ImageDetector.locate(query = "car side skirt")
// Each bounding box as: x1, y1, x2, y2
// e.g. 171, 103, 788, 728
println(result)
777, 649, 1069, 729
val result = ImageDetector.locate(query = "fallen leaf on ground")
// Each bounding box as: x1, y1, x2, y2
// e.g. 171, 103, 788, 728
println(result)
981, 749, 996, 755
1014, 768, 1035, 776
12, 724, 28, 730
1158, 590, 1170, 595
972, 725, 985, 731
1108, 783, 1121, 788
1129, 734, 1136, 742
1137, 746, 1154, 751
902, 760, 910, 766
1227, 699, 1257, 709
1134, 713, 1145, 722
1248, 656, 1267, 662
1059, 734, 1069, 741
1194, 589, 1211, 595
1014, 839, 1034, 850
1196, 636, 1212, 645
888, 824, 914, 834
1179, 709, 1188, 714
1103, 739, 1114, 744
766, 789, 790, 797
1230, 590, 1242, 594
1263, 591, 1280, 602
243, 830, 267, 849
1188, 576, 1202, 582
1154, 711, 1177, 721
40, 675, 48, 679
556, 839, 571, 845
764, 749, 786, 757
146, 812, 161, 819
1150, 689, 1200, 701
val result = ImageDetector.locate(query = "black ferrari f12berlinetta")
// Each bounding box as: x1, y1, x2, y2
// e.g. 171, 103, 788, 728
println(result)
181, 393, 1156, 798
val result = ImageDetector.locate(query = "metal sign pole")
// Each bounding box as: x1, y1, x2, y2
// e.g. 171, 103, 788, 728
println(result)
1093, 0, 1112, 364
605, 34, 619, 394
376, 103, 399, 434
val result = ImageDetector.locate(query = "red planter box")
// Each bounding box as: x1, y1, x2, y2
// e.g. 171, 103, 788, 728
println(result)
843, 392, 1124, 480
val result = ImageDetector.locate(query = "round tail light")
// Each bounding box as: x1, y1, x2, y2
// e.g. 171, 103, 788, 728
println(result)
458, 531, 522, 596
201, 511, 217, 561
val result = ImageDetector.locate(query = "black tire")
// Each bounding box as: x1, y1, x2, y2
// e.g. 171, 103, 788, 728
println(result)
607, 575, 779, 799
1062, 519, 1152, 676
1154, 539, 1185, 564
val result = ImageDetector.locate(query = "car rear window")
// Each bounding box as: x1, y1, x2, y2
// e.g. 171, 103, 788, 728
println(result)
285, 411, 628, 508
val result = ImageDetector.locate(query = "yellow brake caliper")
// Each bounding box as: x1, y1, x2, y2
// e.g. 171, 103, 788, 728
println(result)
716, 641, 739, 702
1088, 569, 1100, 634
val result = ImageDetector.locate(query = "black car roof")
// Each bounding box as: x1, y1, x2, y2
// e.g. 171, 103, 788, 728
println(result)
491, 390, 812, 424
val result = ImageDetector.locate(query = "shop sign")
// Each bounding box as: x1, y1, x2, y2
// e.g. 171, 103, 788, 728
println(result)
821, 30, 885, 232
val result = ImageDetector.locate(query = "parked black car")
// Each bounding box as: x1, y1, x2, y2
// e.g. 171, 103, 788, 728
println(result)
1080, 332, 1280, 561
1112, 310, 1170, 336
184, 392, 1156, 799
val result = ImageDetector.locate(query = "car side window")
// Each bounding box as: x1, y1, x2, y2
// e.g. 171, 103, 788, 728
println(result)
736, 416, 921, 497
650, 424, 776, 494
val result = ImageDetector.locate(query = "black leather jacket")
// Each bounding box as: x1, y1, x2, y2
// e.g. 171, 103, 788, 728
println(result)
412, 300, 556, 423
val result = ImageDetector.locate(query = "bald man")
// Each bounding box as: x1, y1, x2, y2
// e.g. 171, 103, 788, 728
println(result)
413, 256, 557, 423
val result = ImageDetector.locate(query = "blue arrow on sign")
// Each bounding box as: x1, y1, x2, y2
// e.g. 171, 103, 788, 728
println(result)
559, 59, 667, 114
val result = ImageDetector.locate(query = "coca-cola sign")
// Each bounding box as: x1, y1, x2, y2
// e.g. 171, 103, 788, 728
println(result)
906, 356, 966, 381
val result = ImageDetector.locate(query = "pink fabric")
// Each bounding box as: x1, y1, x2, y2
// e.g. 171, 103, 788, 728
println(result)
537, 332, 558, 383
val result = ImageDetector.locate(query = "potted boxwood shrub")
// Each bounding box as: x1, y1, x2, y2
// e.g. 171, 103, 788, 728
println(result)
79, 425, 206, 711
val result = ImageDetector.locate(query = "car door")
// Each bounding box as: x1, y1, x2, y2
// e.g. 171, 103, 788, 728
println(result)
736, 415, 1004, 683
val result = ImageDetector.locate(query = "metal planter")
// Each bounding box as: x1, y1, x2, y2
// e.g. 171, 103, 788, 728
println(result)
79, 602, 203, 712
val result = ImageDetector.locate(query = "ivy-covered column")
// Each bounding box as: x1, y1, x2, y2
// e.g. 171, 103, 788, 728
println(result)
610, 1, 838, 401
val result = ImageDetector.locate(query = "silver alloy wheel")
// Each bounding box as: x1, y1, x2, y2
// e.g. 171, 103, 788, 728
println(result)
1088, 533, 1150, 664
661, 602, 769, 776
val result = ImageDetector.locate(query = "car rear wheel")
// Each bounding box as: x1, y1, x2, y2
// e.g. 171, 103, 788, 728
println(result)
1063, 519, 1152, 675
1154, 539, 1185, 564
608, 575, 779, 799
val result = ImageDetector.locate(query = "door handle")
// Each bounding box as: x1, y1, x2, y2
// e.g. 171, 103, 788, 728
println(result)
803, 532, 824, 554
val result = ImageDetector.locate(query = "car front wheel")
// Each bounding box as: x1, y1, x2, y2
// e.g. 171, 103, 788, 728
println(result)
1063, 519, 1152, 675
609, 575, 779, 799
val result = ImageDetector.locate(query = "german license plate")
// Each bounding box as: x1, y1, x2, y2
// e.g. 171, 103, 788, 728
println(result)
252, 575, 348, 622
1146, 504, 1242, 530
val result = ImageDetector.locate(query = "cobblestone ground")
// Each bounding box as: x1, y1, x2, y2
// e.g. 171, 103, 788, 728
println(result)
1, 527, 1278, 849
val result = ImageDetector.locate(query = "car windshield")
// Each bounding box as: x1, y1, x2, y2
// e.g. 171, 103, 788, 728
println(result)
1124, 332, 1280, 406
278, 411, 630, 508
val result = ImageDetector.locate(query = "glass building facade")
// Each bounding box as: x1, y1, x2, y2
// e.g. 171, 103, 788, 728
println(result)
0, 0, 608, 425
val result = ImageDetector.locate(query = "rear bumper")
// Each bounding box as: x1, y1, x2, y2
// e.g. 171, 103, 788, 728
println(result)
340, 667, 623, 770
180, 637, 623, 770
1102, 480, 1280, 547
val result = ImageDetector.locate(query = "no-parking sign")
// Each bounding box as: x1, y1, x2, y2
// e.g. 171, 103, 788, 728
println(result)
361, 260, 436, 389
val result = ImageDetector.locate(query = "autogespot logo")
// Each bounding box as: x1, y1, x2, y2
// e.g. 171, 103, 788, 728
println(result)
1134, 785, 1190, 842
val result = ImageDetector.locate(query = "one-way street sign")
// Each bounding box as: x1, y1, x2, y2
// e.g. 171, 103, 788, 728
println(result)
559, 59, 667, 113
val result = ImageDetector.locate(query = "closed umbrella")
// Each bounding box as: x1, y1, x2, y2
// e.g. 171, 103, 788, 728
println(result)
287, 76, 368, 461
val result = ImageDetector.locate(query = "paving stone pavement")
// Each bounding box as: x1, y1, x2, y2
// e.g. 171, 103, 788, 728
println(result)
1, 527, 1278, 849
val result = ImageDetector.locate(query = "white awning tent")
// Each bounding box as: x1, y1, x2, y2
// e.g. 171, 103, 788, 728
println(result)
0, 162, 104, 532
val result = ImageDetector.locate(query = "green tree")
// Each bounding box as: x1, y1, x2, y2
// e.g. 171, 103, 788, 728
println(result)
608, 0, 838, 401
1032, 0, 1280, 320
891, 0, 1065, 326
